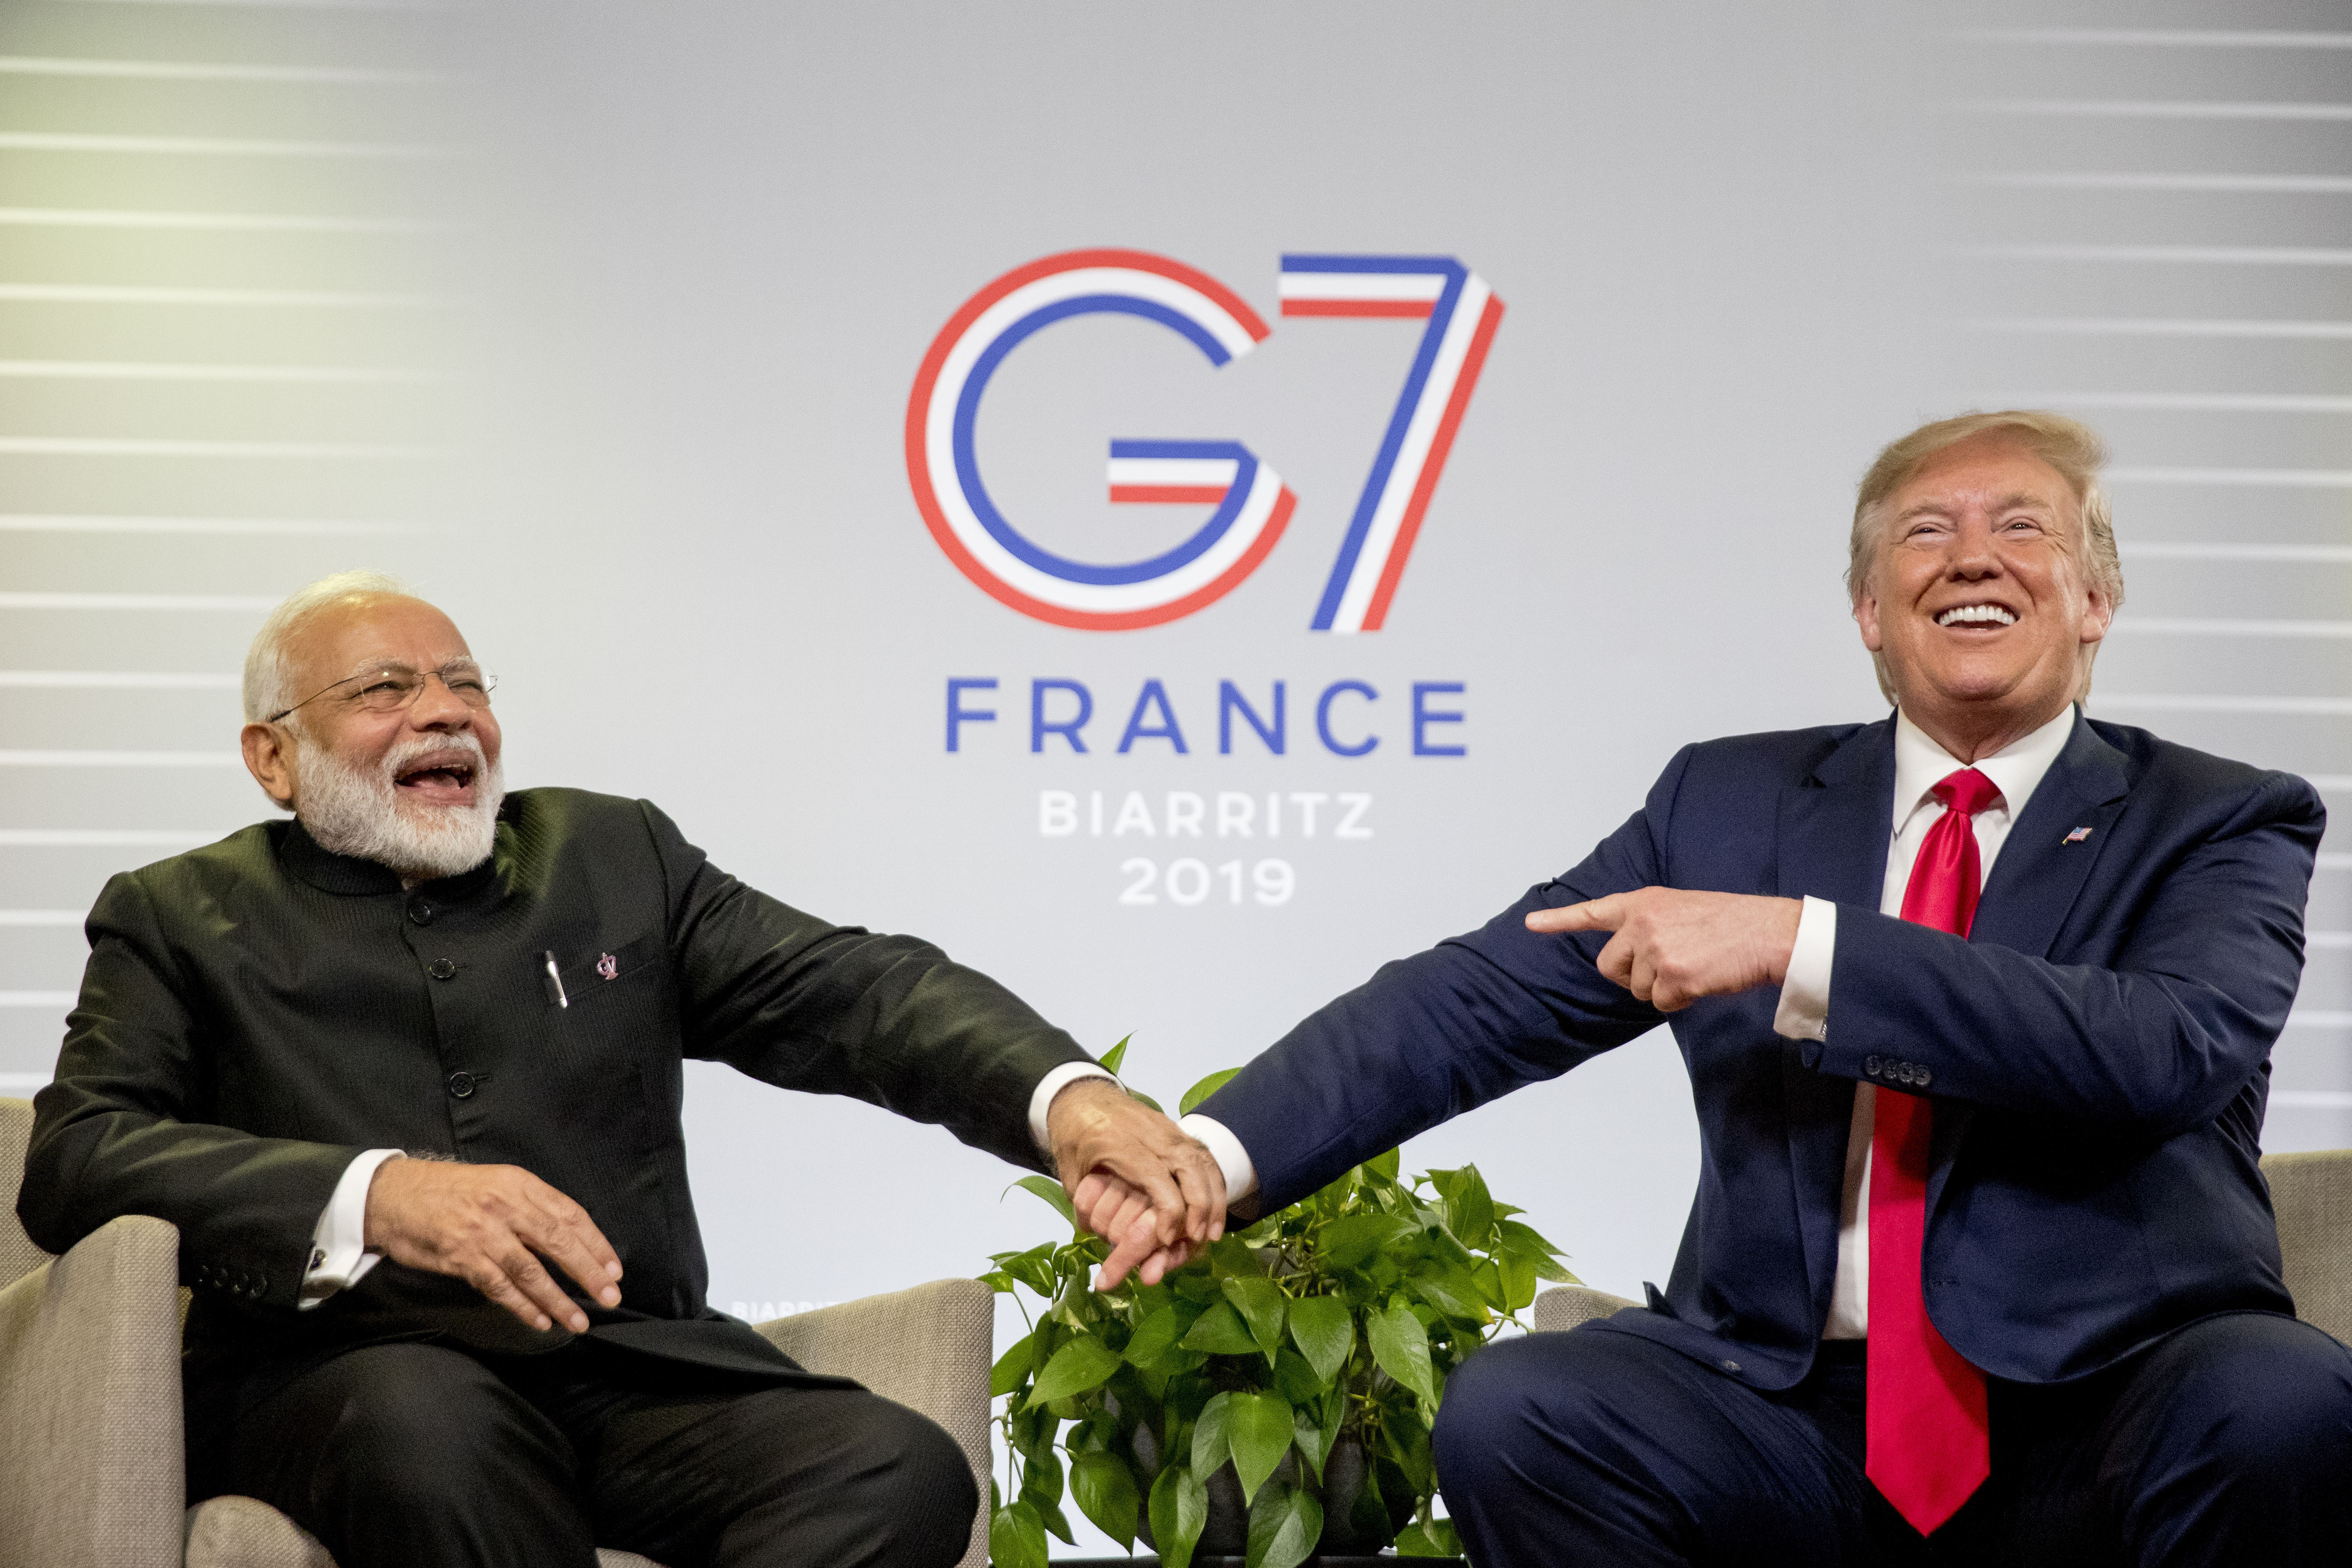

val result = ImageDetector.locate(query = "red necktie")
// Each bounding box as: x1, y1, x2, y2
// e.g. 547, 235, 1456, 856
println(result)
1866, 766, 1997, 1535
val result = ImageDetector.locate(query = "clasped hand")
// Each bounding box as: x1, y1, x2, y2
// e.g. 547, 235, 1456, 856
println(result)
1046, 1078, 1225, 1293
1527, 887, 1802, 1012
364, 1158, 624, 1333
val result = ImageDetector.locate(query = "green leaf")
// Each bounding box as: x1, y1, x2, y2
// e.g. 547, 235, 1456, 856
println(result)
990, 1331, 1036, 1399
1191, 1390, 1235, 1475
994, 1244, 1059, 1297
1221, 1275, 1288, 1362
1290, 1398, 1333, 1483
1270, 1346, 1324, 1409
1123, 1302, 1199, 1368
1498, 1218, 1576, 1281
1367, 1298, 1437, 1406
1180, 1300, 1259, 1356
1407, 1262, 1490, 1325
1009, 1175, 1075, 1228
1178, 1067, 1241, 1116
1365, 1147, 1402, 1180
1068, 1451, 1140, 1551
978, 1269, 1017, 1294
1245, 1478, 1324, 1568
1441, 1163, 1495, 1246
1285, 1294, 1353, 1385
1208, 1233, 1266, 1277
1497, 1254, 1538, 1312
1226, 1390, 1295, 1503
1394, 1515, 1463, 1557
1024, 1337, 1123, 1407
1317, 1212, 1410, 1271
1098, 1035, 1131, 1075
988, 1500, 1048, 1568
1148, 1462, 1208, 1568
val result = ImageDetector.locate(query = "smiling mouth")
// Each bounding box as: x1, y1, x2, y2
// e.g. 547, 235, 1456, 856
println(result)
395, 759, 477, 802
1936, 603, 2017, 629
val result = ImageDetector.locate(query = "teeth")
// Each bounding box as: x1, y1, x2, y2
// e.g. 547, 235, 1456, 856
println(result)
1937, 604, 2016, 627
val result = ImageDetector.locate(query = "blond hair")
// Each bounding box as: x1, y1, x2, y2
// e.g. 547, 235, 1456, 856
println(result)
1845, 410, 2124, 704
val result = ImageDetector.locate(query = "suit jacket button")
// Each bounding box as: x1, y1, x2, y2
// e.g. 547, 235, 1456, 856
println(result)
409, 900, 434, 925
428, 957, 457, 980
1863, 1056, 1881, 1077
447, 1071, 477, 1099
1915, 1064, 1932, 1088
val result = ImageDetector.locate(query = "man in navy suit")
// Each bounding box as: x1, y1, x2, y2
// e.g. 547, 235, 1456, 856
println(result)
1082, 411, 2352, 1564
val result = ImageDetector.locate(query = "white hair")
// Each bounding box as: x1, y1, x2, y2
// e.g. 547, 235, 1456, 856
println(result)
242, 570, 416, 724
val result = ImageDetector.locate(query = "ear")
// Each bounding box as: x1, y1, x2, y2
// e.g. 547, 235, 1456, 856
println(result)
1854, 591, 1885, 653
2078, 582, 2114, 647
241, 722, 298, 810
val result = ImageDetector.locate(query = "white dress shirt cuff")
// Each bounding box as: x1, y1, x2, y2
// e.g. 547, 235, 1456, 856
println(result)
1029, 1061, 1119, 1152
1177, 1114, 1259, 1203
299, 1148, 403, 1309
1771, 894, 1837, 1042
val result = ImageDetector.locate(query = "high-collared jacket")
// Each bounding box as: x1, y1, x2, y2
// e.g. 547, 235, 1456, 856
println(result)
19, 788, 1090, 1394
1200, 712, 2324, 1389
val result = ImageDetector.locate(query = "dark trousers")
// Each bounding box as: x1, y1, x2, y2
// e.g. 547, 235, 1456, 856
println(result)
1432, 1311, 2352, 1567
189, 1340, 978, 1568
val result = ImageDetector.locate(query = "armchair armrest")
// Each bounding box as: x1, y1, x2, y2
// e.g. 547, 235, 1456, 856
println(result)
0, 1214, 184, 1568
1532, 1283, 1641, 1335
2263, 1147, 2352, 1347
754, 1278, 993, 1568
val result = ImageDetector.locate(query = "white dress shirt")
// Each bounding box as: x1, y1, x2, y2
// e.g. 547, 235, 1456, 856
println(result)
1771, 703, 2076, 1337
1182, 704, 2083, 1323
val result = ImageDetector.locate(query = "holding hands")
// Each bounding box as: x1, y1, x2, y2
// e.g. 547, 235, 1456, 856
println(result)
1529, 887, 1802, 1012
1045, 1076, 1226, 1292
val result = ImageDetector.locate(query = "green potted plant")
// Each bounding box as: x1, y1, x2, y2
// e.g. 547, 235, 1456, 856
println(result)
981, 1043, 1575, 1568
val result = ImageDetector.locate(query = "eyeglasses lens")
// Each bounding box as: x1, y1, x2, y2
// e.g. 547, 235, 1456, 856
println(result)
350, 667, 496, 712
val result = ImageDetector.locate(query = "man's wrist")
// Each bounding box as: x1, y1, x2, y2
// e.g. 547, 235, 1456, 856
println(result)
1028, 1060, 1119, 1152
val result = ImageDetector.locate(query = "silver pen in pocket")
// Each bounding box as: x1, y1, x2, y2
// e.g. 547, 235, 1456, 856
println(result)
542, 950, 569, 1008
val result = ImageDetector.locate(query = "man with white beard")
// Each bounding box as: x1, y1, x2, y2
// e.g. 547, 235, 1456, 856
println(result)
18, 572, 1224, 1568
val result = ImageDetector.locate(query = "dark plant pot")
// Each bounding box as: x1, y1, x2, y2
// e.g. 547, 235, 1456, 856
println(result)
1130, 1427, 1412, 1557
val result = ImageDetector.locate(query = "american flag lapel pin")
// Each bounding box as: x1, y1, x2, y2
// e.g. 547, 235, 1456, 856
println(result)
2064, 827, 2093, 844
597, 952, 619, 980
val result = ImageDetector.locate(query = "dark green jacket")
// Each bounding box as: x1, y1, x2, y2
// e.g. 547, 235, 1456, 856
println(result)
19, 788, 1088, 1389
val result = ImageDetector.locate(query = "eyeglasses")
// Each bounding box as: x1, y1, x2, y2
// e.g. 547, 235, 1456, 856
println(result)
268, 662, 498, 724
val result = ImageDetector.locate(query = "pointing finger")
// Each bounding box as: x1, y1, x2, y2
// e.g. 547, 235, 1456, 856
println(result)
1527, 896, 1626, 935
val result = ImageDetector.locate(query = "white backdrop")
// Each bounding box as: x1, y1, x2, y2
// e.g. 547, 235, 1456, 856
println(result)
1, 3, 2345, 1555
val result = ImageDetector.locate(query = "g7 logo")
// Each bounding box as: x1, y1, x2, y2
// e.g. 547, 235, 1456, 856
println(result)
905, 248, 1503, 633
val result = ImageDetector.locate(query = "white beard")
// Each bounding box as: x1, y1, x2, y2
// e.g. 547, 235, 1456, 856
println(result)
292, 731, 506, 881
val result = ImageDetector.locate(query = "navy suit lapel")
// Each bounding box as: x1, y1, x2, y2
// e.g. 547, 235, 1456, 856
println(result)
1968, 707, 2133, 960
1774, 717, 1898, 1321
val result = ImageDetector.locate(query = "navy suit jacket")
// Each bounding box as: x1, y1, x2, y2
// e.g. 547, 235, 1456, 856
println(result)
1199, 711, 2324, 1390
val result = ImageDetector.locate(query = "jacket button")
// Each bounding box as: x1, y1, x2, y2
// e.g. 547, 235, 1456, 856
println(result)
1863, 1055, 1881, 1077
428, 958, 457, 980
409, 900, 433, 925
1915, 1064, 1933, 1088
446, 1071, 477, 1099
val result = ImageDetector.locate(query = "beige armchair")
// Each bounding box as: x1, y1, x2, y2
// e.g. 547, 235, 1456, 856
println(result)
0, 1098, 993, 1568
1535, 1146, 2352, 1348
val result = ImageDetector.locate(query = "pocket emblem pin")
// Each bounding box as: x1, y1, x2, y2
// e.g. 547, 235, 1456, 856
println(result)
597, 952, 619, 980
